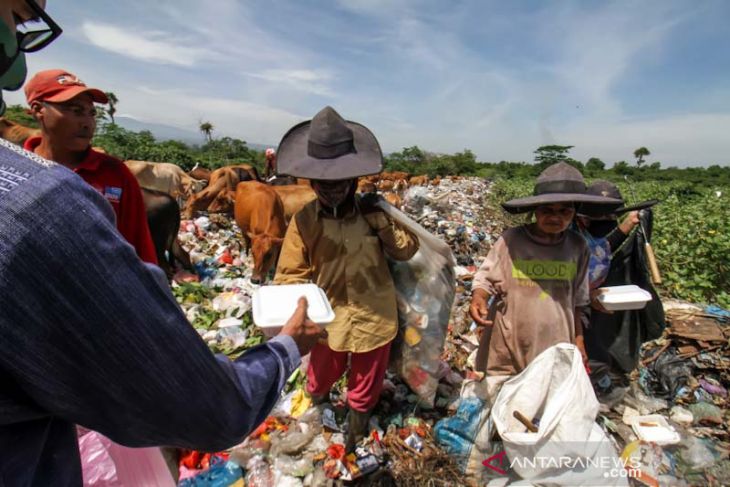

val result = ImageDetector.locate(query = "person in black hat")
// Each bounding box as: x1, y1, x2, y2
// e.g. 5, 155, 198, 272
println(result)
576, 181, 665, 397
469, 163, 622, 389
274, 106, 420, 451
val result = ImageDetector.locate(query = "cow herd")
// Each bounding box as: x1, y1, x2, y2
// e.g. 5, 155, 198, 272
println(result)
125, 160, 447, 282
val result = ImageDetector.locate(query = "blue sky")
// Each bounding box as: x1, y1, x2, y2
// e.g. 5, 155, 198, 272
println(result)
7, 0, 730, 167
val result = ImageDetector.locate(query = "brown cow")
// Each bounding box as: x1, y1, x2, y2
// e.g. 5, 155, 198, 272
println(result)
188, 163, 211, 182
380, 171, 410, 181
431, 176, 442, 186
357, 179, 377, 194
383, 192, 402, 209
182, 165, 258, 218
409, 175, 429, 186
271, 185, 317, 222
227, 163, 261, 182
0, 117, 40, 145
125, 161, 206, 200
377, 179, 395, 192
234, 181, 287, 283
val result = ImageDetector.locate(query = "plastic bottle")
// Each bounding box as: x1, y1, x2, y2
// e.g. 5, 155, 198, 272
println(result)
245, 455, 273, 487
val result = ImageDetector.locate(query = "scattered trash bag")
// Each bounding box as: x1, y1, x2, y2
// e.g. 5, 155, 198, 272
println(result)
491, 344, 627, 486
179, 456, 242, 487
78, 430, 175, 487
434, 379, 497, 479
378, 201, 456, 406
642, 348, 692, 401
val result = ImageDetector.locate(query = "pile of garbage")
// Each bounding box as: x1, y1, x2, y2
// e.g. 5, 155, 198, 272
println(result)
171, 178, 728, 486
174, 214, 265, 358
596, 303, 730, 486
171, 179, 495, 486
403, 178, 500, 267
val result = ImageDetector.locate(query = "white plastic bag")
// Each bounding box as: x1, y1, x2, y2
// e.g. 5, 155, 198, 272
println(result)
491, 344, 627, 486
377, 202, 455, 405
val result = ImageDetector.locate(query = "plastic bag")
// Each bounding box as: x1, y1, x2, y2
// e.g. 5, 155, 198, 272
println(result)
434, 379, 496, 479
274, 455, 315, 478
491, 344, 627, 486
78, 431, 175, 487
377, 202, 456, 405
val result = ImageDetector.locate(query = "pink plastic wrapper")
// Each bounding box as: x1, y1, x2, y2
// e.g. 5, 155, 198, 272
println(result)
78, 431, 175, 487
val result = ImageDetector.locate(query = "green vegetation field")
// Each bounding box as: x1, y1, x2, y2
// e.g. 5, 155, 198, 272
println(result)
488, 179, 730, 308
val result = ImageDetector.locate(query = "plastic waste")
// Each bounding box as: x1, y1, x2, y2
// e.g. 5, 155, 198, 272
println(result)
688, 402, 723, 425
669, 406, 693, 425
274, 455, 314, 478
269, 426, 317, 457
679, 437, 715, 470
379, 203, 455, 406
216, 326, 248, 349
434, 379, 494, 477
245, 455, 274, 487
404, 433, 423, 452
624, 383, 668, 414
211, 291, 251, 317
643, 348, 692, 400
78, 431, 175, 487
179, 457, 242, 487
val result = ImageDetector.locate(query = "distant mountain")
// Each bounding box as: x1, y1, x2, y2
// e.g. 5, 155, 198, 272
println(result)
115, 116, 202, 145
114, 116, 274, 150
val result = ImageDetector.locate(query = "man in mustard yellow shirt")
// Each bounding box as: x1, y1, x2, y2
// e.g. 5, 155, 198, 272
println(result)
274, 106, 419, 450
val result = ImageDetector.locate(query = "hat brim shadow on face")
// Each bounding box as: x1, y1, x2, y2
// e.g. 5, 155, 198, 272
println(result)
578, 199, 659, 217
43, 86, 108, 104
501, 193, 623, 215
275, 119, 383, 180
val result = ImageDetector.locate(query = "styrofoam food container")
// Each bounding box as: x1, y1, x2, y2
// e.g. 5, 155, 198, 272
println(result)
630, 414, 681, 445
252, 284, 334, 337
597, 285, 652, 311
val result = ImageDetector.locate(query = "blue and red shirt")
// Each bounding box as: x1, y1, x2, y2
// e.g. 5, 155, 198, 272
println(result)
25, 136, 157, 264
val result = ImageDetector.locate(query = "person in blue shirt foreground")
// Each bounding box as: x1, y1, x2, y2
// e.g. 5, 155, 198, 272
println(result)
0, 1, 325, 485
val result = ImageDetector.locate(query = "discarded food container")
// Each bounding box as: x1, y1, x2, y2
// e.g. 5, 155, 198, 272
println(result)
253, 284, 334, 336
630, 414, 681, 445
597, 285, 652, 311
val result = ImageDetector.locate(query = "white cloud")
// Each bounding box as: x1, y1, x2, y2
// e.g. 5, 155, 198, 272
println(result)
245, 69, 336, 96
81, 21, 211, 67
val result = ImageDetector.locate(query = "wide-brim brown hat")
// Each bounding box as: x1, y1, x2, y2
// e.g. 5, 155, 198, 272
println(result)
578, 180, 658, 216
276, 106, 383, 180
502, 162, 622, 214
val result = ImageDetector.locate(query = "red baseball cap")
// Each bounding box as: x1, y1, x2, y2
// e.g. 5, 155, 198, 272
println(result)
24, 69, 108, 105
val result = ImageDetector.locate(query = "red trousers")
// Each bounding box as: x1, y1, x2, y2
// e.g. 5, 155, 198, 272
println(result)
306, 341, 392, 412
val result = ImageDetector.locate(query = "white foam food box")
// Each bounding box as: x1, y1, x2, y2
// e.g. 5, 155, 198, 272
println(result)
597, 285, 652, 311
630, 414, 681, 445
252, 284, 335, 337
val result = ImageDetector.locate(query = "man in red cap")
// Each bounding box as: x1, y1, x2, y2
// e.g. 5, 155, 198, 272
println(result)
23, 69, 157, 264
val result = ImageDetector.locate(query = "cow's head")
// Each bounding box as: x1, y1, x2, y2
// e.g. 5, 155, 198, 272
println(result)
248, 233, 284, 284
185, 178, 207, 196
207, 190, 236, 214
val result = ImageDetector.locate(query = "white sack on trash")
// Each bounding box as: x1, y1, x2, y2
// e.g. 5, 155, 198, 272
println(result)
491, 344, 628, 486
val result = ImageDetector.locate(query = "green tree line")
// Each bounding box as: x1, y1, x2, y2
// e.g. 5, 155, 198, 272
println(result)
3, 103, 728, 184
